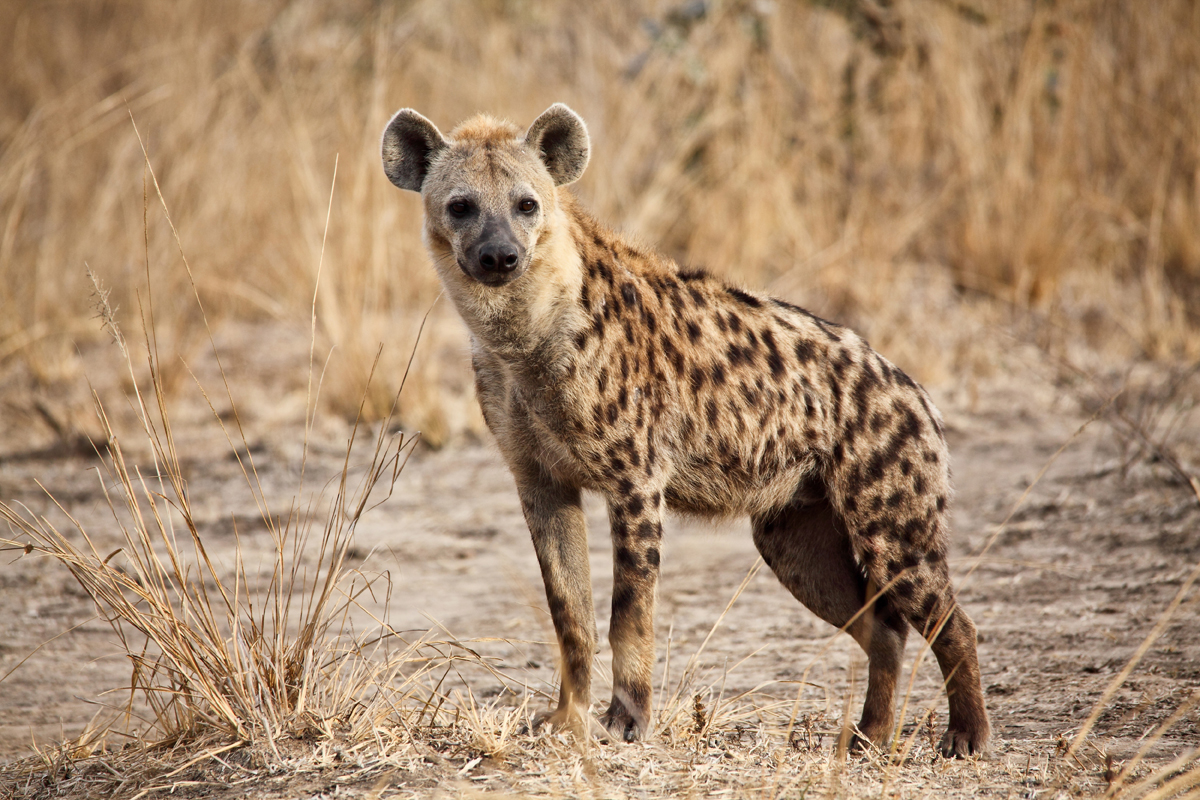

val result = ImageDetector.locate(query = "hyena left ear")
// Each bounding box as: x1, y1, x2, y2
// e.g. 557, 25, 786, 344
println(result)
382, 109, 449, 193
525, 103, 590, 186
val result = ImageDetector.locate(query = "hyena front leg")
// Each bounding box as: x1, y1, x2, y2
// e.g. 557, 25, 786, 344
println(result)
515, 472, 600, 739
601, 486, 664, 741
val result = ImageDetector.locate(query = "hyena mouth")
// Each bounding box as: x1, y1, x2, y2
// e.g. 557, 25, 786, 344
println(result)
457, 257, 526, 286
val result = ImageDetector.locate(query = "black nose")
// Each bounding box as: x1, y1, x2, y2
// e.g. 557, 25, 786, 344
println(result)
478, 243, 519, 273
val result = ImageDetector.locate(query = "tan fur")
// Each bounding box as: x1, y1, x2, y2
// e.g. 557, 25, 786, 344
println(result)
382, 105, 991, 756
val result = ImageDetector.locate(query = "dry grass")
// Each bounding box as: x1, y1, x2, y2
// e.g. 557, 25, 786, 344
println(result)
1, 2, 1199, 798
2, 0, 1199, 443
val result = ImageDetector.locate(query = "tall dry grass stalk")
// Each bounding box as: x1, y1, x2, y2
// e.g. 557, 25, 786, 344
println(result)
1, 0, 1198, 441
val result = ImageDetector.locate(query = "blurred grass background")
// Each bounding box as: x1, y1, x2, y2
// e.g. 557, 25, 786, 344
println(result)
1, 0, 1197, 446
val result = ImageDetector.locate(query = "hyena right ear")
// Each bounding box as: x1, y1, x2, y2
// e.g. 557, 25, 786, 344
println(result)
381, 109, 448, 193
525, 104, 590, 186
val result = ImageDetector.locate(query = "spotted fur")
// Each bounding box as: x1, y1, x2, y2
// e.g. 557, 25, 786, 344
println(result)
381, 104, 990, 757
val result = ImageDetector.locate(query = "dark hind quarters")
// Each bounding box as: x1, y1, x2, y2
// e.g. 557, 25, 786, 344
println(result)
752, 498, 989, 752
752, 499, 907, 636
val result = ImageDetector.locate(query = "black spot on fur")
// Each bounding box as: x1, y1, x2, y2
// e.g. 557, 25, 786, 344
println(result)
645, 311, 657, 335
712, 364, 727, 386
762, 329, 785, 378
886, 491, 905, 508
832, 348, 853, 379
611, 456, 626, 473
936, 495, 946, 512
612, 583, 637, 615
626, 493, 645, 517
621, 282, 638, 309
843, 496, 858, 514
727, 287, 761, 307
615, 546, 639, 572
575, 330, 588, 350
661, 336, 684, 374
645, 547, 660, 568
706, 399, 719, 426
739, 382, 758, 407
593, 313, 605, 336
832, 442, 845, 464
875, 354, 893, 382
913, 475, 927, 495
679, 268, 708, 281
606, 403, 619, 424
730, 314, 745, 334
637, 520, 660, 540
851, 368, 879, 418
829, 379, 843, 422
901, 517, 926, 544
686, 320, 702, 342
795, 339, 817, 365
598, 368, 609, 393
618, 386, 628, 410
690, 366, 707, 393
687, 286, 707, 307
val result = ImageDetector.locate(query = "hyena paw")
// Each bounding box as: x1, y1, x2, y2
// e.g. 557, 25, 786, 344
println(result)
600, 697, 648, 742
938, 725, 990, 759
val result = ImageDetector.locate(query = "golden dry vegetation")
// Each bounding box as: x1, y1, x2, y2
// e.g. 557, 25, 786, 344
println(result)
2, 0, 1198, 443
2, 2, 1200, 799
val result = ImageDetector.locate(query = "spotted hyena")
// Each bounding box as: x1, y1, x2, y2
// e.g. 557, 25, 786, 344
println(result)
381, 103, 990, 757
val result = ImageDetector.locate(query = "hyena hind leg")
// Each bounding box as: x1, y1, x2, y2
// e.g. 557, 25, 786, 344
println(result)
909, 586, 991, 758
751, 499, 909, 748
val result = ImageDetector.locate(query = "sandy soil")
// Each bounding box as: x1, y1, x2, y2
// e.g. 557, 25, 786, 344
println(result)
0, 328, 1197, 797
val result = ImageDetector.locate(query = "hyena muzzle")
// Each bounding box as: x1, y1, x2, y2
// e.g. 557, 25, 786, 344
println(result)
381, 103, 990, 757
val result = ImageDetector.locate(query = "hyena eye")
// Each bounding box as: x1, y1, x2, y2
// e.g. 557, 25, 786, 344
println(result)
518, 198, 538, 214
448, 200, 471, 218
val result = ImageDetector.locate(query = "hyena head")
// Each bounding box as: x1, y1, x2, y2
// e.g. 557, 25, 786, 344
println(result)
381, 104, 589, 288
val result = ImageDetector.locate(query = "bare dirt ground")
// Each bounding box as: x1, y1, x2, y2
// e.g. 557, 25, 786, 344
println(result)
0, 324, 1198, 798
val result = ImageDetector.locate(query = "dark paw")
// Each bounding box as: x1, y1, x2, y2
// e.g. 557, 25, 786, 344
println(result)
600, 700, 646, 743
938, 727, 989, 759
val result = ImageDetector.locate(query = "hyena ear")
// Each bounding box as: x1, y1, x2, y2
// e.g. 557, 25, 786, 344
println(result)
524, 103, 590, 186
381, 109, 448, 193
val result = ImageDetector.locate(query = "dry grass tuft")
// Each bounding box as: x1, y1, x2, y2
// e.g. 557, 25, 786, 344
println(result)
0, 282, 423, 752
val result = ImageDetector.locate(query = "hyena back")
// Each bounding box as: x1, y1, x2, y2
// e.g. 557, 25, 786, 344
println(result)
381, 103, 990, 757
